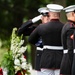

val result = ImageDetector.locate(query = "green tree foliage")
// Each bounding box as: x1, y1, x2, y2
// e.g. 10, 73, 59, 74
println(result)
0, 0, 53, 68
66, 0, 75, 6
0, 0, 52, 40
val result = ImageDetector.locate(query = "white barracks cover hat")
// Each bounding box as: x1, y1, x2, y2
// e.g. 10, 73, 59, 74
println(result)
38, 7, 49, 13
47, 4, 64, 12
63, 5, 75, 13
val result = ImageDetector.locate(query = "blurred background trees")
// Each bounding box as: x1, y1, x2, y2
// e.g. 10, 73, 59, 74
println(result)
0, 0, 74, 69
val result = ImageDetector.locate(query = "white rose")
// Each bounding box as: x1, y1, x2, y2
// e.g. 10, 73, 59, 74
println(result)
20, 57, 26, 63
14, 59, 20, 66
21, 62, 27, 69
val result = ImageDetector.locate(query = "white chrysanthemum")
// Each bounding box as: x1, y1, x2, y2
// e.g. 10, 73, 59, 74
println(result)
14, 59, 20, 66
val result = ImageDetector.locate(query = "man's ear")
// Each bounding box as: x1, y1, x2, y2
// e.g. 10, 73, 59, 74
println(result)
72, 12, 75, 16
73, 12, 75, 17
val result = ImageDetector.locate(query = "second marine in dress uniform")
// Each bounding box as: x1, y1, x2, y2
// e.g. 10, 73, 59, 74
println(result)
29, 4, 64, 75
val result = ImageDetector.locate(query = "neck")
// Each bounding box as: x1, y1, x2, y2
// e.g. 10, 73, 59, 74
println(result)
68, 20, 75, 24
50, 17, 59, 21
68, 18, 75, 22
50, 19, 59, 22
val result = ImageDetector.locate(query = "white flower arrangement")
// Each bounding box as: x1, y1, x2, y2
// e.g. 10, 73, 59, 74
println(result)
1, 28, 30, 75
11, 28, 30, 75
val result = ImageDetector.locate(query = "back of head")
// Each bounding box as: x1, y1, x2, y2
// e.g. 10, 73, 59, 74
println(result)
47, 4, 63, 12
38, 7, 49, 16
46, 4, 64, 20
63, 5, 75, 21
64, 5, 75, 13
38, 7, 50, 23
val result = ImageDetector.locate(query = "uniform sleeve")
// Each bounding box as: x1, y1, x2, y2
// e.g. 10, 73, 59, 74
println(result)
61, 28, 67, 49
66, 28, 74, 50
17, 20, 33, 36
61, 28, 74, 49
28, 26, 40, 44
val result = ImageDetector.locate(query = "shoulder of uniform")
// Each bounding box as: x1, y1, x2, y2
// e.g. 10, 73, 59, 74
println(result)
60, 22, 64, 25
68, 22, 75, 27
63, 22, 75, 31
40, 22, 48, 26
62, 22, 70, 30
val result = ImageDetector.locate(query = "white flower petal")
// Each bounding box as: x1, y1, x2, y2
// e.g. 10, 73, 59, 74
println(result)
20, 57, 26, 62
14, 59, 20, 66
21, 62, 27, 69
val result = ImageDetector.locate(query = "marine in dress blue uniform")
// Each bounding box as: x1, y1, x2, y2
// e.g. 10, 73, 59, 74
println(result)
29, 4, 64, 75
60, 5, 75, 75
72, 27, 75, 75
17, 7, 49, 71
34, 7, 49, 71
